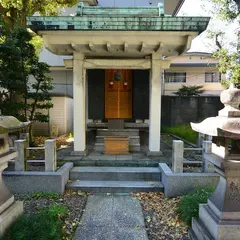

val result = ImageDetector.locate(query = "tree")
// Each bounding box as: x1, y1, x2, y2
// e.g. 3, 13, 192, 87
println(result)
205, 0, 240, 87
0, 28, 53, 142
0, 0, 78, 29
174, 85, 205, 96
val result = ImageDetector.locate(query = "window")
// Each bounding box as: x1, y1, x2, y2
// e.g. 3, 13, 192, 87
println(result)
205, 72, 221, 82
165, 72, 186, 83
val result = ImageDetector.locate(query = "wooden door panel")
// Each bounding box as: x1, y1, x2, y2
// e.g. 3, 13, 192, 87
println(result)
105, 69, 132, 119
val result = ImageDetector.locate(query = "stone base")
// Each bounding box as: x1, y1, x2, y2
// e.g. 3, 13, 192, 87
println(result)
147, 151, 163, 157
191, 203, 240, 240
71, 150, 88, 156
0, 201, 23, 237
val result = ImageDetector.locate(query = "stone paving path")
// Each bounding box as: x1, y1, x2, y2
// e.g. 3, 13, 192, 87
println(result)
74, 194, 149, 240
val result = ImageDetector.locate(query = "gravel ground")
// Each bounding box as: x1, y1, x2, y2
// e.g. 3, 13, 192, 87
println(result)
16, 190, 88, 240
133, 192, 190, 240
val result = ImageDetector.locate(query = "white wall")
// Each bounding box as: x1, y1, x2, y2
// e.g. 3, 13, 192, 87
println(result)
32, 96, 73, 136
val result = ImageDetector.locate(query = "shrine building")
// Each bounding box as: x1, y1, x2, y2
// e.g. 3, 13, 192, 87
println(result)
27, 0, 210, 155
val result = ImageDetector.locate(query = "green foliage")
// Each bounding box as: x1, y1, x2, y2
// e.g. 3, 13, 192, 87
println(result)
162, 124, 198, 144
1, 204, 68, 240
207, 0, 240, 21
0, 0, 78, 29
174, 85, 205, 96
0, 27, 53, 130
177, 187, 215, 226
30, 192, 60, 200
206, 0, 240, 88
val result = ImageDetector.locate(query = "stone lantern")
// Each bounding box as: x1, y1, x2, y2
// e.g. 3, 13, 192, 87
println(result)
0, 116, 30, 237
189, 84, 240, 240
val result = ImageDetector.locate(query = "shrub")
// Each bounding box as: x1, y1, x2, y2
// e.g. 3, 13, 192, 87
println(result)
177, 187, 215, 226
174, 85, 205, 96
1, 204, 68, 240
162, 124, 198, 144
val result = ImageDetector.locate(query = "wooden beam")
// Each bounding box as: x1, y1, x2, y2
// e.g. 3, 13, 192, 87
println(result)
84, 59, 151, 69
88, 42, 96, 52
155, 42, 163, 53
43, 36, 58, 54
140, 42, 146, 52
124, 42, 128, 52
70, 42, 81, 52
179, 35, 194, 55
106, 42, 112, 52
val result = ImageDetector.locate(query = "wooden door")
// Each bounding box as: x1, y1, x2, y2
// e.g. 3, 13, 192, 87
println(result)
105, 69, 132, 119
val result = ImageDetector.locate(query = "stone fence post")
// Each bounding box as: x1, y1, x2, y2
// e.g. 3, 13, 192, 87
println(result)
45, 139, 57, 172
15, 140, 26, 171
202, 140, 214, 173
20, 133, 30, 157
172, 140, 184, 173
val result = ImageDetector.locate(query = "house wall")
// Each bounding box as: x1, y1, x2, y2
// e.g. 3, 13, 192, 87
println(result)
164, 54, 224, 95
32, 96, 73, 136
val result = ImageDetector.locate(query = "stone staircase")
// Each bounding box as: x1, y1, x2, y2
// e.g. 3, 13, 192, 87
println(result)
93, 129, 141, 152
66, 165, 163, 193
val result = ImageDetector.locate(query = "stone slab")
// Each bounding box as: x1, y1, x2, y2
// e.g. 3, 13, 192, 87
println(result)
66, 180, 163, 193
0, 201, 23, 237
159, 163, 219, 197
147, 151, 163, 157
3, 162, 73, 194
74, 194, 148, 240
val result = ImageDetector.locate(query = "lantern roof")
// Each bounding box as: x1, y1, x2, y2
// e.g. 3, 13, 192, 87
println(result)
191, 84, 240, 139
0, 116, 31, 134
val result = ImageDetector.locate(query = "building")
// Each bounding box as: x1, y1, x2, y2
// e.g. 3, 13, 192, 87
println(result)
28, 0, 210, 155
164, 52, 224, 96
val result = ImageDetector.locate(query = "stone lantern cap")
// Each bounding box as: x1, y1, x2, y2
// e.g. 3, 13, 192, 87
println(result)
0, 116, 31, 134
191, 84, 240, 138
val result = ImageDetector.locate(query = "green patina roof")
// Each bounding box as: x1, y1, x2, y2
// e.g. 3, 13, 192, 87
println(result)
0, 116, 31, 134
27, 2, 210, 33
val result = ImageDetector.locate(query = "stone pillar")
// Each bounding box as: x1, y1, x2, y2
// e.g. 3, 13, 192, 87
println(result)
45, 139, 57, 172
148, 55, 170, 156
172, 140, 184, 173
71, 52, 87, 156
20, 133, 29, 157
148, 54, 162, 156
202, 140, 214, 173
197, 133, 204, 148
15, 140, 26, 171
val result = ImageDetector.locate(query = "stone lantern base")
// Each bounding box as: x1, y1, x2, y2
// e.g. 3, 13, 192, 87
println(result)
0, 151, 23, 237
190, 160, 240, 240
0, 201, 23, 237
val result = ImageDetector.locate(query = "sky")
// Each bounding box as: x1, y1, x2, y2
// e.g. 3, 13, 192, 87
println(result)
177, 0, 239, 53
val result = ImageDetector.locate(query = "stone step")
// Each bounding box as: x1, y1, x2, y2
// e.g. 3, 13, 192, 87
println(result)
96, 136, 140, 145
94, 143, 141, 152
97, 129, 139, 137
73, 160, 160, 167
66, 180, 163, 193
70, 167, 161, 181
189, 218, 213, 240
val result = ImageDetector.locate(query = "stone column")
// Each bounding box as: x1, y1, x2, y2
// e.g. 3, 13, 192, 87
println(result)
172, 140, 184, 173
45, 139, 57, 172
15, 140, 26, 171
71, 52, 87, 156
148, 54, 170, 156
202, 140, 214, 173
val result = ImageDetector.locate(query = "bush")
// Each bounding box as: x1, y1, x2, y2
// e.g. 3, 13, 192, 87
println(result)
1, 204, 68, 240
162, 124, 198, 144
177, 187, 215, 226
174, 85, 205, 96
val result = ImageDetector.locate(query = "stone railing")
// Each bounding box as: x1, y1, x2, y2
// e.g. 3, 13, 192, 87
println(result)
171, 140, 206, 173
14, 139, 57, 172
